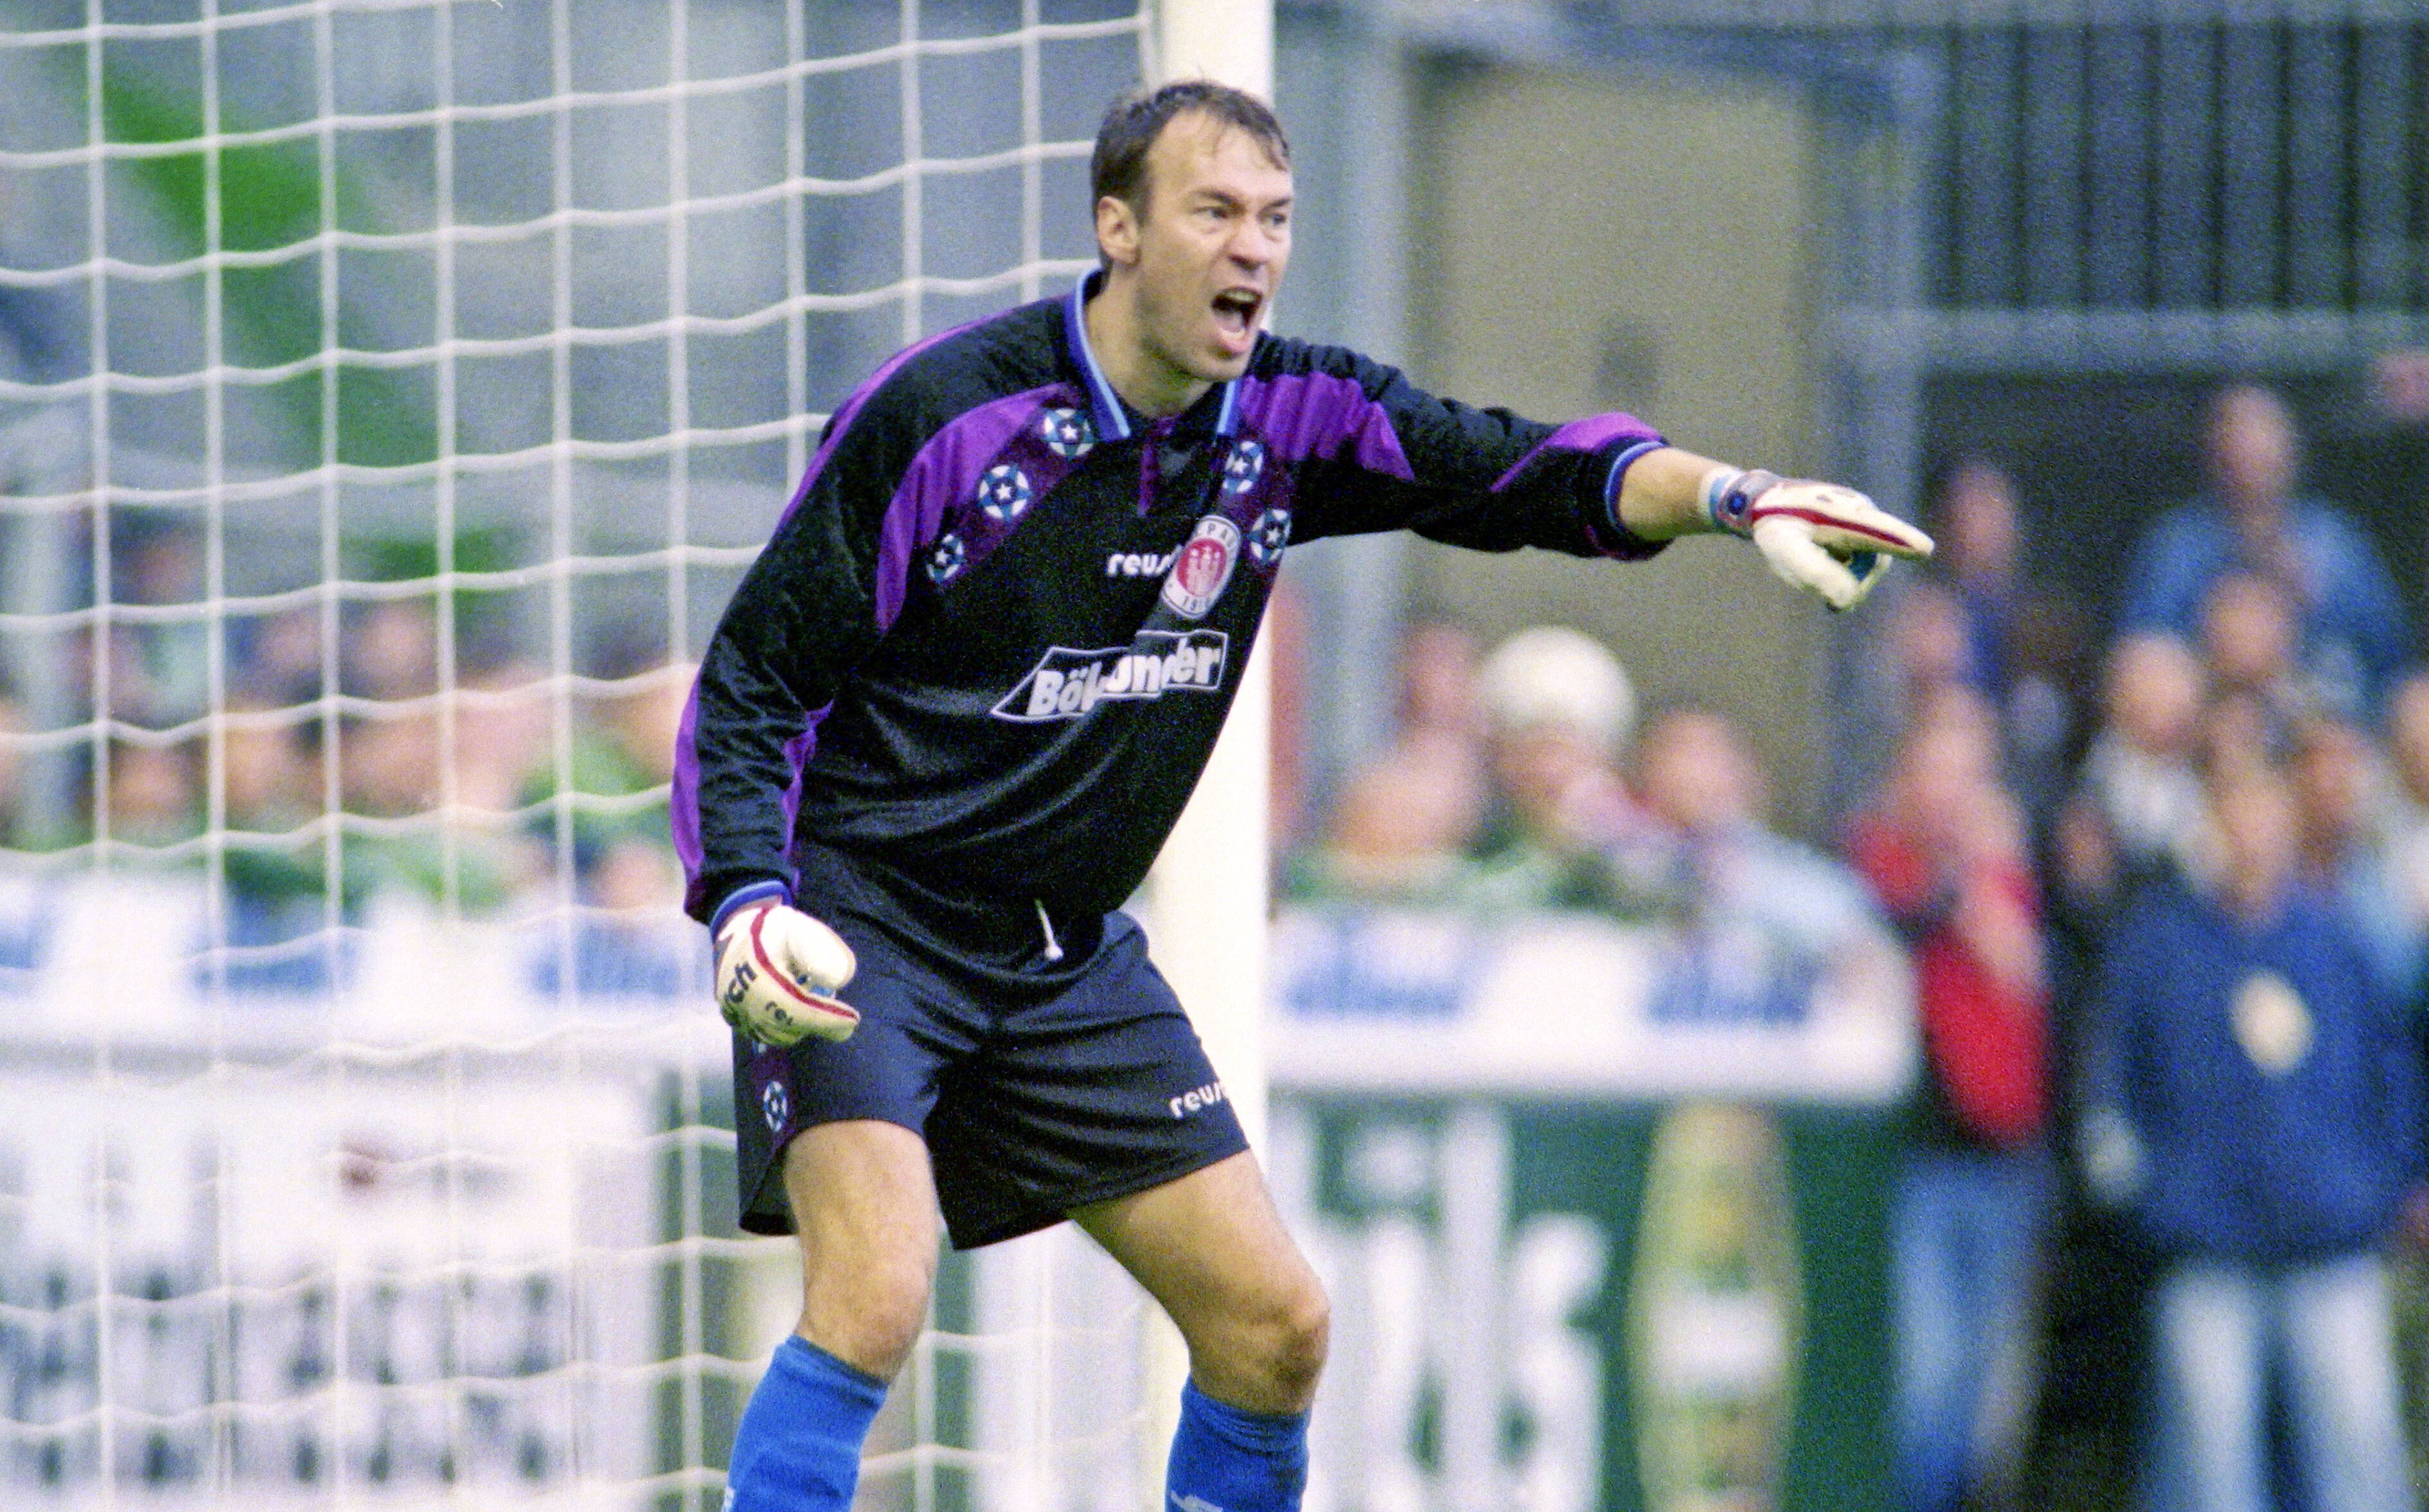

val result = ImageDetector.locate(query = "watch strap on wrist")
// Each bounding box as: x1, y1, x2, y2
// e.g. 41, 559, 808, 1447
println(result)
1705, 467, 1782, 538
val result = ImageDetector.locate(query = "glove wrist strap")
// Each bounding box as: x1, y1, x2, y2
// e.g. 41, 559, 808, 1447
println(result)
710, 878, 792, 938
1704, 467, 1781, 538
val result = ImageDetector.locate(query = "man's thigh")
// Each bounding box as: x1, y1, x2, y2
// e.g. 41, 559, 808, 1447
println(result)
779, 1119, 943, 1378
1889, 1159, 1975, 1425
1072, 1147, 1317, 1313
2151, 1261, 2270, 1512
1072, 1149, 1326, 1410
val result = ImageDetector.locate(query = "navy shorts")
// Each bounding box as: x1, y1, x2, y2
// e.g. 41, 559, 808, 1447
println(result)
730, 866, 1247, 1249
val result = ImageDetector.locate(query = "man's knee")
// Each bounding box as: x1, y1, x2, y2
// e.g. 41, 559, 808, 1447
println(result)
798, 1243, 934, 1382
1206, 1273, 1330, 1411
1262, 1279, 1330, 1401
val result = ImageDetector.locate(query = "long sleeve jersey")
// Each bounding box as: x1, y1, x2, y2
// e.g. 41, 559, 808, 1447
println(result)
675, 276, 1666, 930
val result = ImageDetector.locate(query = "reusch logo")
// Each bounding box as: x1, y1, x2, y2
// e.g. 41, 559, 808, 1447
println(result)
992, 630, 1229, 722
1106, 549, 1176, 578
1168, 1080, 1227, 1119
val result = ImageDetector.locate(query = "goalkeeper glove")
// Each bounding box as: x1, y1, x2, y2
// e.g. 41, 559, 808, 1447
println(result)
1706, 468, 1934, 612
713, 896, 860, 1045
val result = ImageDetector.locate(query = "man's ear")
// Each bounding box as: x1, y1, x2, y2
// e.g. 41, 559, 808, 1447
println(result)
1095, 195, 1139, 269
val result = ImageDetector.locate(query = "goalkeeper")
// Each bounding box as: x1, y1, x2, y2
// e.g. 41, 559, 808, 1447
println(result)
678, 78, 1929, 1512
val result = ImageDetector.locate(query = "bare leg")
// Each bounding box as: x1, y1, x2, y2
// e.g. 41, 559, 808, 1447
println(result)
725, 1121, 938, 1511
1073, 1150, 1329, 1412
779, 1119, 942, 1380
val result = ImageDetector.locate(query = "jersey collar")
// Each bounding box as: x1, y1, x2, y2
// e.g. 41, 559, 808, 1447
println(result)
1065, 271, 1241, 443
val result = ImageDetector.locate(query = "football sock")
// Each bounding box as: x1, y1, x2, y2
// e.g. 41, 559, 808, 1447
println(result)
724, 1335, 888, 1512
1165, 1377, 1310, 1512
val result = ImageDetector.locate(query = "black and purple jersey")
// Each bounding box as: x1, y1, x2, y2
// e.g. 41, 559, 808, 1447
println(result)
674, 274, 1666, 932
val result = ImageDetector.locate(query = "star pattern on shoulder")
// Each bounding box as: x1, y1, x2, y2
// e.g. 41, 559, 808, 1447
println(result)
1248, 505, 1292, 566
927, 532, 968, 584
1037, 405, 1096, 459
977, 463, 1035, 522
1220, 437, 1267, 497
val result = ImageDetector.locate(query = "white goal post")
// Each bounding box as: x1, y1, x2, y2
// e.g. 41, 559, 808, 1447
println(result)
1135, 0, 1278, 1482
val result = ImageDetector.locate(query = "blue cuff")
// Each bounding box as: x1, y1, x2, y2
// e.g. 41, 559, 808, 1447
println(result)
1601, 438, 1667, 537
1180, 1378, 1310, 1446
710, 879, 792, 936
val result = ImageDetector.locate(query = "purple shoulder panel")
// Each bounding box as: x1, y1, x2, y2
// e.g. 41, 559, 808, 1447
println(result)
871, 384, 1071, 632
1234, 372, 1415, 481
1490, 413, 1662, 493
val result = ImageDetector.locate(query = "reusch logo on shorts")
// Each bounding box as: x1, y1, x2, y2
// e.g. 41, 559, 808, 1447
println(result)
993, 630, 1229, 722
1168, 1080, 1226, 1119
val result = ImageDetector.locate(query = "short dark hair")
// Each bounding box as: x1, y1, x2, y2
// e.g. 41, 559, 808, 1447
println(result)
1090, 79, 1289, 229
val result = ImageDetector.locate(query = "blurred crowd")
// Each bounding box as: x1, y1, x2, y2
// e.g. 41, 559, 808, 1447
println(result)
1284, 373, 2429, 1512
0, 521, 692, 994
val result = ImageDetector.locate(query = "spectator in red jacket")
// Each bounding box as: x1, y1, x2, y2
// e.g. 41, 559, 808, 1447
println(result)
1848, 691, 2052, 1512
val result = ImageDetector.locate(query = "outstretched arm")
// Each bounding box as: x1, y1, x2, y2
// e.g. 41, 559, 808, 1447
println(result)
1252, 339, 1930, 605
1616, 446, 1935, 612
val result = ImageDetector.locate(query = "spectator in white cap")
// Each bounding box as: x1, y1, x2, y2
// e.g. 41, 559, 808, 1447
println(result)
1468, 625, 1660, 915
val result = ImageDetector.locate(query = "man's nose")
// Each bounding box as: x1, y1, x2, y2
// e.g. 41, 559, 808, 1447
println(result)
1227, 218, 1278, 265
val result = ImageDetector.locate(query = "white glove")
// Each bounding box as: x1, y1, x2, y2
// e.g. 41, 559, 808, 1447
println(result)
1707, 469, 1934, 612
713, 898, 860, 1045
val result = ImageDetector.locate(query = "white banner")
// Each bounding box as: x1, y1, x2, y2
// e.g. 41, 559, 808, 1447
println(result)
1267, 903, 1915, 1102
0, 875, 708, 1507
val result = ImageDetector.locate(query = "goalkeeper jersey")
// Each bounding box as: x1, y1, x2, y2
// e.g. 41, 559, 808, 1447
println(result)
675, 274, 1666, 931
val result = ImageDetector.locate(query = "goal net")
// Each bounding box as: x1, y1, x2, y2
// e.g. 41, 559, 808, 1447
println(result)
0, 1, 1177, 1506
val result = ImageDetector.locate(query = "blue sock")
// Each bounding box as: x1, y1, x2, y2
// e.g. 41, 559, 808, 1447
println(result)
725, 1336, 888, 1512
1165, 1378, 1310, 1512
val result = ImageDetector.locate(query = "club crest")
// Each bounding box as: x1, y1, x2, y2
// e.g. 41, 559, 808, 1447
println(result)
761, 1079, 790, 1133
1161, 515, 1242, 621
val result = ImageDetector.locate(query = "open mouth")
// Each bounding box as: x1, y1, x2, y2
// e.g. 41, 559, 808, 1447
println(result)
1211, 287, 1262, 346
